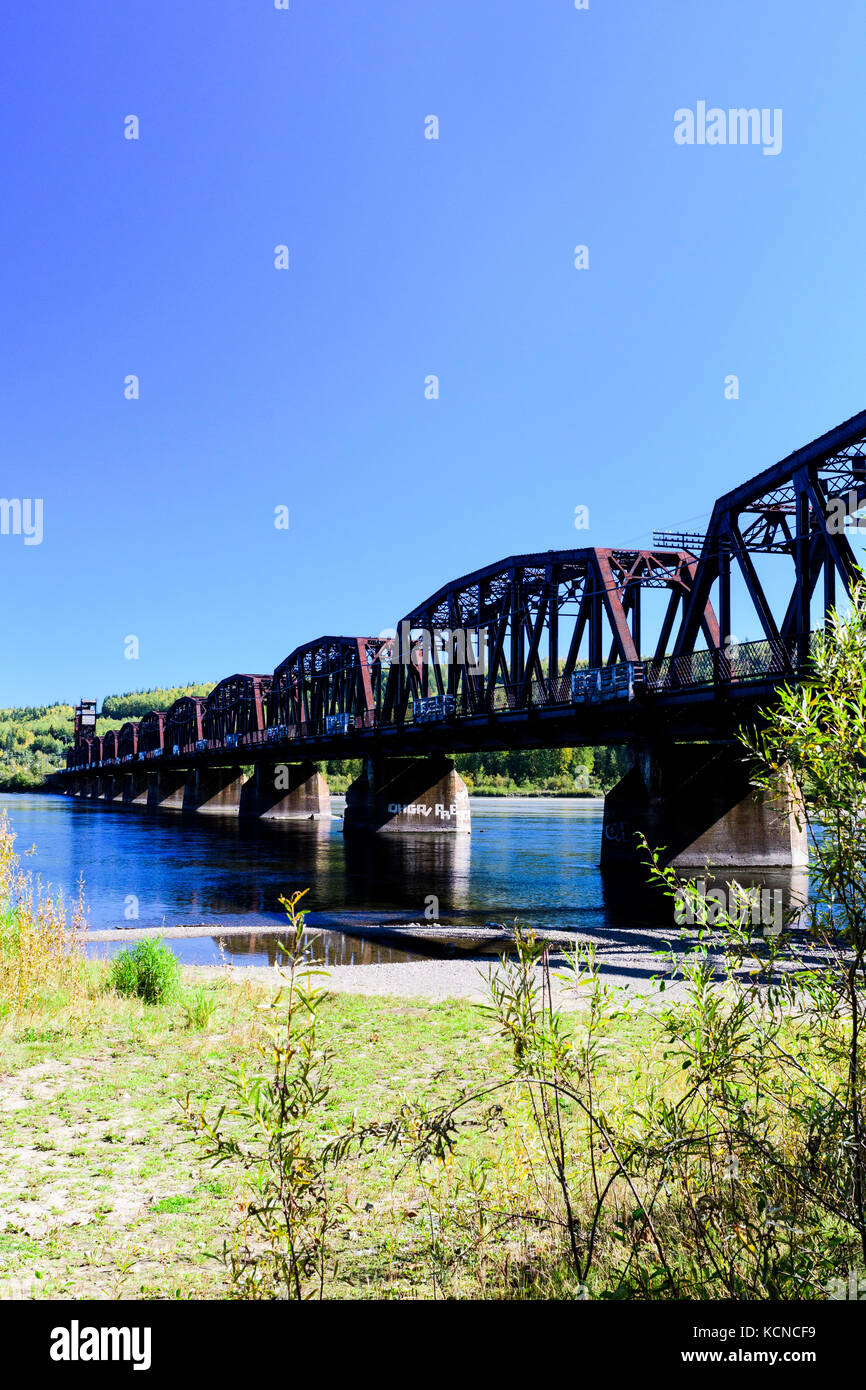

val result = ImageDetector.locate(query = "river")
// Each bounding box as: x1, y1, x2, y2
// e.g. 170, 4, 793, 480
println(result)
0, 792, 808, 967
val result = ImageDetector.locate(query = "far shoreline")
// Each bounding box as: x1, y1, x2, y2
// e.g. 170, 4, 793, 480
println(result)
2, 781, 608, 801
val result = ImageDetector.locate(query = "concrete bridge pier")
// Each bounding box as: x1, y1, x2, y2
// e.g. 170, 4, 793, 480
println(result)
192, 765, 248, 815
105, 775, 125, 803
127, 770, 152, 807
106, 772, 139, 803
248, 760, 330, 820
114, 769, 149, 804
343, 755, 470, 835
601, 739, 807, 870
148, 768, 189, 813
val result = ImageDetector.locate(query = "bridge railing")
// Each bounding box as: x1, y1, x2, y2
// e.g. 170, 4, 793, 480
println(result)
644, 636, 799, 694
68, 635, 824, 773
467, 637, 812, 717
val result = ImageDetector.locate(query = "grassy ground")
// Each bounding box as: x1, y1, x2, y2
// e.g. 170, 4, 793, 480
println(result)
0, 812, 664, 1303
1, 820, 860, 1302
0, 969, 641, 1300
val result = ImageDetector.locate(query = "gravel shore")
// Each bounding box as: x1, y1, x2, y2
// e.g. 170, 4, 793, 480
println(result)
182, 923, 835, 1009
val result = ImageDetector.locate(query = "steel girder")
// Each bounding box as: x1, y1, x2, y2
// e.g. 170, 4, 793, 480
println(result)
118, 723, 138, 758
137, 711, 165, 754
163, 697, 206, 756
673, 407, 866, 670
205, 674, 271, 744
70, 737, 93, 770
268, 636, 393, 733
65, 411, 866, 769
378, 547, 719, 721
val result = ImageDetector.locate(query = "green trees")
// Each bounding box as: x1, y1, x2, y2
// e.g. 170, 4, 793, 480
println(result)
102, 685, 215, 720
0, 709, 74, 790
0, 685, 216, 790
452, 745, 624, 794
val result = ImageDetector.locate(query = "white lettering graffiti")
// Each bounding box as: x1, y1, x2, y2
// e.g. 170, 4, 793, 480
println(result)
387, 802, 457, 820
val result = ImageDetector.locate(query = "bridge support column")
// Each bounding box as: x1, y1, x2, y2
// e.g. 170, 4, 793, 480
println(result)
114, 770, 148, 804
150, 768, 189, 812
249, 760, 331, 820
108, 774, 131, 803
125, 770, 150, 805
601, 741, 807, 869
343, 756, 470, 835
192, 765, 248, 815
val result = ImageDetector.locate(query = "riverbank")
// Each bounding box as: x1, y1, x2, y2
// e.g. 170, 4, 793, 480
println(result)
3, 947, 669, 1299
0, 979, 523, 1299
0, 940, 845, 1302
183, 924, 835, 1003
82, 919, 674, 982
1, 813, 858, 1303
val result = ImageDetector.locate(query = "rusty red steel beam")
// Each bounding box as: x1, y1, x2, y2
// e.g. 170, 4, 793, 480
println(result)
67, 408, 866, 769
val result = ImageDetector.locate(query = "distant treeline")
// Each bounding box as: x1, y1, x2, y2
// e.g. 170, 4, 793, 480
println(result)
453, 746, 626, 794
323, 746, 627, 796
0, 684, 627, 795
0, 705, 75, 790
0, 684, 214, 791
101, 685, 216, 720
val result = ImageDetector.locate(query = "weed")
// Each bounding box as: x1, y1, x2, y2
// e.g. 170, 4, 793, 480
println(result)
180, 890, 340, 1300
0, 813, 87, 1023
109, 938, 180, 1006
182, 987, 216, 1031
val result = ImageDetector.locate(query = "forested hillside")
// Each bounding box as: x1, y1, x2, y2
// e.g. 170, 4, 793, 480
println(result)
0, 685, 214, 790
101, 685, 214, 720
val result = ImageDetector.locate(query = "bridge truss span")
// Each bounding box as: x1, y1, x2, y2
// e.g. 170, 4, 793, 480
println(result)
63, 409, 866, 773
674, 406, 866, 672
377, 546, 720, 725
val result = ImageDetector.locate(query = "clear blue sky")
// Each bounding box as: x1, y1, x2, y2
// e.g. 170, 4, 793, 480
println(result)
2, 0, 866, 707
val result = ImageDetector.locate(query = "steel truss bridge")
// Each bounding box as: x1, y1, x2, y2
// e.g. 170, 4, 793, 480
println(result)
65, 409, 866, 776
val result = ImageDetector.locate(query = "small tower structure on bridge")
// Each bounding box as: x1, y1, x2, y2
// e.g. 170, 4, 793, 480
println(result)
73, 700, 97, 745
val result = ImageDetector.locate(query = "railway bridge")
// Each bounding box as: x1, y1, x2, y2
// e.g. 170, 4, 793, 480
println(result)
61, 409, 866, 868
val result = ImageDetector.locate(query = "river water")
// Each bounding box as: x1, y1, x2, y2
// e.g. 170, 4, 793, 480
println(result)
0, 792, 807, 968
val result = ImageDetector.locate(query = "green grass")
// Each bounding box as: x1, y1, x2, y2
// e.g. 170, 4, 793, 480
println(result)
151, 1196, 199, 1215
0, 969, 655, 1300
108, 938, 181, 1005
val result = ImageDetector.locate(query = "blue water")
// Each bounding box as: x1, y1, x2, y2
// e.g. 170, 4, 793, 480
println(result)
0, 792, 806, 967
